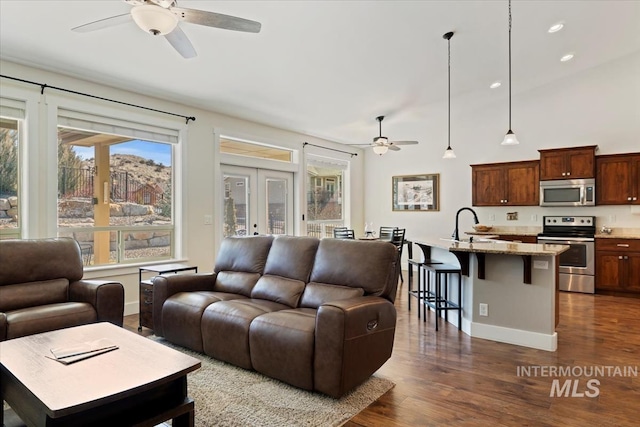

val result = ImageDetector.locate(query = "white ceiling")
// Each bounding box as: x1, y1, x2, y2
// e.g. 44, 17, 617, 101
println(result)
1, 1, 639, 146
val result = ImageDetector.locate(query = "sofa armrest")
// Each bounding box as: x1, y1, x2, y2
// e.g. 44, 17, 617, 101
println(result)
0, 312, 6, 341
314, 296, 396, 398
69, 280, 125, 327
152, 273, 216, 337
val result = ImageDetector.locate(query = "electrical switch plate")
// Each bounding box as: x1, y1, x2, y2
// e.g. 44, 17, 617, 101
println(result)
608, 215, 616, 223
489, 214, 496, 221
533, 260, 549, 269
531, 214, 537, 222
204, 215, 213, 225
479, 303, 488, 317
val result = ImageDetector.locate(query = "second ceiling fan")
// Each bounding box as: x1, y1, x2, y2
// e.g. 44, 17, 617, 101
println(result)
352, 116, 418, 155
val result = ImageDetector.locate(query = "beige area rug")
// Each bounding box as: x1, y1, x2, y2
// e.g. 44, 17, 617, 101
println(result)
150, 336, 394, 427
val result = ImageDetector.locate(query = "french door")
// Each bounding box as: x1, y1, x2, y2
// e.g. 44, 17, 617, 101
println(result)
221, 165, 294, 237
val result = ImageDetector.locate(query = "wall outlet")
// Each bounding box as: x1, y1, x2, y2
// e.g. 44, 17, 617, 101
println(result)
608, 215, 616, 223
531, 214, 537, 222
489, 214, 496, 221
479, 303, 489, 317
204, 215, 213, 225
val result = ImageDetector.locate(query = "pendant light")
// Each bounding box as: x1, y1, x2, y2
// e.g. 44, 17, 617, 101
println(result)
442, 31, 456, 159
501, 0, 520, 146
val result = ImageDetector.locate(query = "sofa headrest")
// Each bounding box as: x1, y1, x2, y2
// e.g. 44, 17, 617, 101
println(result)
264, 235, 320, 283
214, 235, 274, 274
309, 239, 397, 299
0, 238, 84, 286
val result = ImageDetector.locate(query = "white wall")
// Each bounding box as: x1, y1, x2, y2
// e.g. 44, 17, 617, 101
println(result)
0, 59, 365, 314
363, 51, 640, 244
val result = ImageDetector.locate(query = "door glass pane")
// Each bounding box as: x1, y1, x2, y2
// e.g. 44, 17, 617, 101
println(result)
306, 164, 344, 238
266, 178, 286, 235
223, 175, 249, 237
559, 244, 587, 268
0, 117, 20, 239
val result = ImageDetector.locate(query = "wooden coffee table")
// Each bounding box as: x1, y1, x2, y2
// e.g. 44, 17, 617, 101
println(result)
0, 322, 201, 427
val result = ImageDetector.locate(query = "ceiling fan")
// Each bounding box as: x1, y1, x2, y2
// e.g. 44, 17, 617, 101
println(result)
71, 0, 261, 59
351, 116, 419, 155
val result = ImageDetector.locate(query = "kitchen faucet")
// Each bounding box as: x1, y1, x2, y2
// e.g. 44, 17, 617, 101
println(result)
452, 207, 480, 242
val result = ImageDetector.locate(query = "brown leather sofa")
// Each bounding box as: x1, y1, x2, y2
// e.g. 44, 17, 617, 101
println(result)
0, 238, 125, 341
152, 235, 398, 398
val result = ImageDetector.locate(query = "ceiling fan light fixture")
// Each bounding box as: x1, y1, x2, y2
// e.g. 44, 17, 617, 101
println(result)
373, 136, 388, 145
373, 145, 389, 155
131, 4, 178, 35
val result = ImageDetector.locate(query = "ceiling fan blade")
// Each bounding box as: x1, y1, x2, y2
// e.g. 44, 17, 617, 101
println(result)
390, 140, 419, 145
348, 143, 375, 146
171, 7, 261, 33
164, 26, 197, 58
71, 13, 132, 33
387, 145, 401, 151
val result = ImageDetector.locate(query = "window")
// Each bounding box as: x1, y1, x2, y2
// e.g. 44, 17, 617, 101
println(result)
0, 98, 24, 240
220, 137, 292, 162
306, 156, 347, 238
56, 110, 178, 266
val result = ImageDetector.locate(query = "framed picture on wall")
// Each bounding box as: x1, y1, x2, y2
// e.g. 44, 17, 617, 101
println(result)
392, 173, 440, 211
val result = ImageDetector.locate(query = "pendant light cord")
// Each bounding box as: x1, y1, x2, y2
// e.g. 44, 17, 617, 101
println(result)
447, 35, 451, 149
508, 0, 512, 130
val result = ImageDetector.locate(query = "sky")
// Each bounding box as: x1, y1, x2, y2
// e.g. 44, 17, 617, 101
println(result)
73, 140, 171, 166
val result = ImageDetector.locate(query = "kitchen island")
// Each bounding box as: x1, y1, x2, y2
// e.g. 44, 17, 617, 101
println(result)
410, 236, 569, 351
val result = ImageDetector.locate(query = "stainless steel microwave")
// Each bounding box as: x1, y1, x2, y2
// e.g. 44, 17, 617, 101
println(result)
540, 178, 595, 206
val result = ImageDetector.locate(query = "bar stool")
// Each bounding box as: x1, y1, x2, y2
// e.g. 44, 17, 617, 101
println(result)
407, 242, 442, 319
422, 263, 462, 331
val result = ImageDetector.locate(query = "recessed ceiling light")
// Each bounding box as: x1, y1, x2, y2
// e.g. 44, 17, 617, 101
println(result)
560, 53, 574, 62
548, 23, 564, 33
490, 81, 502, 89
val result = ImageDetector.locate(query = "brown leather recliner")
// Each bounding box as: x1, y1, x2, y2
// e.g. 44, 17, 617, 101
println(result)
153, 234, 398, 398
0, 238, 125, 341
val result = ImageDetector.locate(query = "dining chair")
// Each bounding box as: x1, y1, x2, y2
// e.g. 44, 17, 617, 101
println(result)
332, 226, 348, 238
379, 226, 398, 241
334, 229, 355, 239
390, 228, 406, 283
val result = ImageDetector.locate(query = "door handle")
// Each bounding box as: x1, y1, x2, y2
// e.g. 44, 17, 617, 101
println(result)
253, 232, 259, 235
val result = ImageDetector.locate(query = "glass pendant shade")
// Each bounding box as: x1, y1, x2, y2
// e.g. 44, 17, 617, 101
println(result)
372, 145, 388, 155
443, 146, 456, 158
501, 129, 520, 146
131, 5, 179, 35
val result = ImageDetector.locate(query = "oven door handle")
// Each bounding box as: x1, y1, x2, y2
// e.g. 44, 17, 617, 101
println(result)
538, 236, 595, 242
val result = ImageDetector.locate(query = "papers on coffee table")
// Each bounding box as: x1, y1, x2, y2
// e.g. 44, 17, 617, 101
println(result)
47, 338, 118, 364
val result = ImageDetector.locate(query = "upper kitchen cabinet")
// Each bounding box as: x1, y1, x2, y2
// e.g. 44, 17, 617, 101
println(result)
471, 160, 540, 206
596, 152, 640, 205
538, 145, 597, 180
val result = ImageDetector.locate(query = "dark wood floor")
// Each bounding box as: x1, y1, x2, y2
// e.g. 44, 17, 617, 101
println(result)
124, 278, 640, 427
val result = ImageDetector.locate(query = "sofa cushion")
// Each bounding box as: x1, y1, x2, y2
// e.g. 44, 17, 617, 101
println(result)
5, 302, 97, 340
249, 308, 317, 390
0, 238, 83, 286
0, 279, 69, 312
251, 275, 305, 308
309, 239, 397, 297
263, 235, 319, 282
300, 283, 364, 309
214, 235, 274, 274
213, 271, 261, 297
201, 299, 290, 369
162, 291, 247, 352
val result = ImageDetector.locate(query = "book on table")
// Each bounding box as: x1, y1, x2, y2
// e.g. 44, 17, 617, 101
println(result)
48, 338, 118, 364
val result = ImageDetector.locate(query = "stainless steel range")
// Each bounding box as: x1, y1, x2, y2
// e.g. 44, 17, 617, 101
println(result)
537, 215, 596, 294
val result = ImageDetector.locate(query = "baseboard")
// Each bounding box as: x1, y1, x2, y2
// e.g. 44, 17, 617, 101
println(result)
124, 301, 138, 317
470, 322, 558, 351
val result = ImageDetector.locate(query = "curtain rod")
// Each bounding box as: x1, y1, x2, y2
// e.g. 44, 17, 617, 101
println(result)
303, 142, 357, 157
0, 74, 196, 124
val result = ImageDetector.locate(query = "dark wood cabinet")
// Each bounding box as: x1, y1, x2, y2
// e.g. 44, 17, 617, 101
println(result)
471, 160, 539, 206
595, 238, 640, 294
596, 153, 640, 205
538, 146, 597, 180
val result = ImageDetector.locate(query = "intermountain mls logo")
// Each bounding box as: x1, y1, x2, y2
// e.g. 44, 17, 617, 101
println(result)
517, 365, 638, 397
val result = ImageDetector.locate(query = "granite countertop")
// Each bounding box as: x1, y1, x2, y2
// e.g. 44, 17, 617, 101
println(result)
466, 227, 541, 237
595, 229, 640, 239
411, 236, 569, 256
